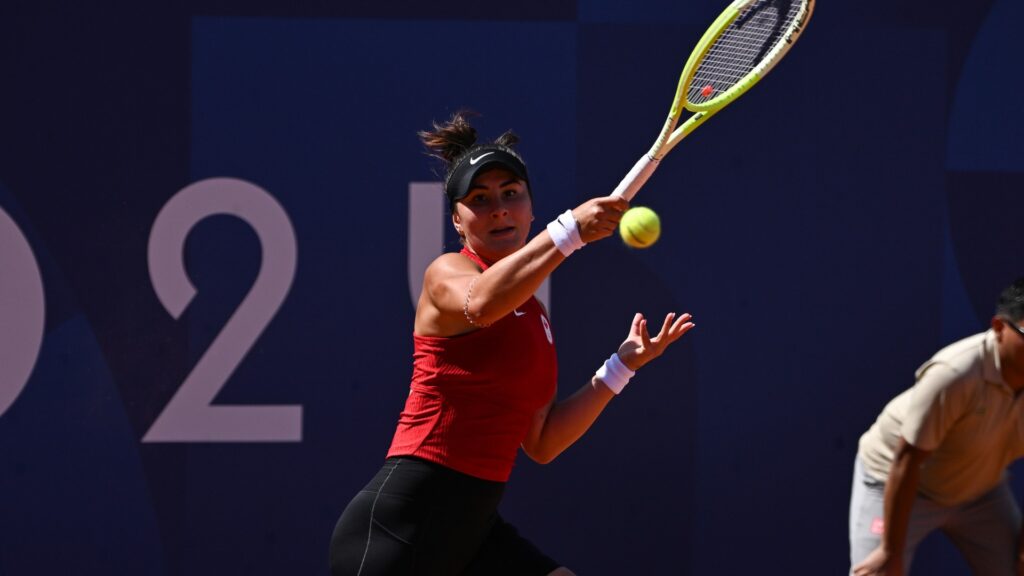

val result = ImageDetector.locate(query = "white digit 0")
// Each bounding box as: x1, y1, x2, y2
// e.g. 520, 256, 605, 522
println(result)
0, 206, 45, 418
407, 182, 550, 313
145, 178, 301, 442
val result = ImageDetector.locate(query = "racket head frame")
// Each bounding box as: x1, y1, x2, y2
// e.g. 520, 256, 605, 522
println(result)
611, 0, 814, 201
649, 0, 814, 160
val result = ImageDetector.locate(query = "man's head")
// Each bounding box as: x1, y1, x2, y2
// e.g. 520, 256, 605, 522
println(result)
996, 277, 1024, 323
993, 277, 1024, 389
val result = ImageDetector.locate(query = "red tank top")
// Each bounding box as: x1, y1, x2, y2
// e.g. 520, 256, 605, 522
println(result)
387, 249, 558, 482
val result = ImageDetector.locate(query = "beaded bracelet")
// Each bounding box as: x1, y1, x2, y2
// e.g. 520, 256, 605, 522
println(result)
463, 275, 491, 327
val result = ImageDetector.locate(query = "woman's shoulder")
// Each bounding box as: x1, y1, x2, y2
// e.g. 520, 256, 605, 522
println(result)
427, 251, 480, 276
423, 250, 479, 282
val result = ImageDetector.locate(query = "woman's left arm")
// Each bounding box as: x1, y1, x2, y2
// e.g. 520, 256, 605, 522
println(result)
521, 312, 694, 464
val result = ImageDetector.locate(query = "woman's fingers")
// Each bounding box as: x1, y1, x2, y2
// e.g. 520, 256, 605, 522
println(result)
640, 317, 651, 349
649, 312, 694, 351
656, 313, 677, 340
630, 312, 644, 337
668, 313, 694, 340
574, 196, 630, 242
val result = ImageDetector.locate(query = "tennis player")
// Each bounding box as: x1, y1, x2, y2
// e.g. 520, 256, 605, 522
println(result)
850, 277, 1024, 575
328, 112, 695, 575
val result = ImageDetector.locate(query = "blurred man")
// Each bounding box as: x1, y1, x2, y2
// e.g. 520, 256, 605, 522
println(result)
851, 277, 1024, 576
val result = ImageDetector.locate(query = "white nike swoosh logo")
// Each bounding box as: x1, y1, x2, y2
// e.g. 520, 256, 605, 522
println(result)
514, 309, 526, 317
469, 152, 495, 165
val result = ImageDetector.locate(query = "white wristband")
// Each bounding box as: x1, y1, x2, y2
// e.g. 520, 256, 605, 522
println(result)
546, 209, 585, 257
557, 210, 584, 248
595, 353, 635, 395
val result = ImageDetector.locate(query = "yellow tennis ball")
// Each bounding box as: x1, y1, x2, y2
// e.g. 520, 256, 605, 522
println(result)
619, 206, 661, 248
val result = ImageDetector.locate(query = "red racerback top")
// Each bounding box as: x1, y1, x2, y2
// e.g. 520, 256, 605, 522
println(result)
386, 248, 558, 482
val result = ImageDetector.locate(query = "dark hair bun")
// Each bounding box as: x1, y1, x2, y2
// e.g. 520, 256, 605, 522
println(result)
418, 111, 479, 164
419, 111, 521, 167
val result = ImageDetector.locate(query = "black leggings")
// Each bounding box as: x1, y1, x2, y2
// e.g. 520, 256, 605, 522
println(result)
329, 457, 559, 576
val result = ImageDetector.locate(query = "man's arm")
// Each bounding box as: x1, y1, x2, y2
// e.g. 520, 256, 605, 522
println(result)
854, 437, 931, 576
1016, 517, 1024, 575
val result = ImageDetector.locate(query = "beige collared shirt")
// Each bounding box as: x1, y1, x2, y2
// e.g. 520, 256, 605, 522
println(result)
858, 330, 1024, 506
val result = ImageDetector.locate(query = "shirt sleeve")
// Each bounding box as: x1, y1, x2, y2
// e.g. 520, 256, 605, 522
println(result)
900, 362, 969, 451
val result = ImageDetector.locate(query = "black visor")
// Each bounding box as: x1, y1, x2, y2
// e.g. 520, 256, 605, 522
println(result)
444, 145, 529, 204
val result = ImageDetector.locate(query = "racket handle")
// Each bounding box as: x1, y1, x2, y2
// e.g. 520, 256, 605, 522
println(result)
611, 155, 659, 201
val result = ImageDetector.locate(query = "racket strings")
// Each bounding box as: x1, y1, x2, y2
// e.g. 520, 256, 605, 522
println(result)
688, 0, 802, 104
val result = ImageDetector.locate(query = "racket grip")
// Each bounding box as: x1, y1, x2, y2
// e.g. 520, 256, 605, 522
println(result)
610, 155, 659, 201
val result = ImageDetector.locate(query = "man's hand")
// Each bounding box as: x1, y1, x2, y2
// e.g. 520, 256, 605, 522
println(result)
853, 545, 901, 576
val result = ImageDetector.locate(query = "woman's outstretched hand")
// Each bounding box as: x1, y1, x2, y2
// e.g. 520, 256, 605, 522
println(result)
616, 312, 695, 371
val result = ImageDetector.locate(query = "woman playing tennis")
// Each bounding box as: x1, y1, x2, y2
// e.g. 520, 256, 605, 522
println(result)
329, 112, 695, 576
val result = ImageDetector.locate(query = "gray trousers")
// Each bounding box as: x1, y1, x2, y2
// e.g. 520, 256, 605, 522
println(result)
849, 457, 1021, 575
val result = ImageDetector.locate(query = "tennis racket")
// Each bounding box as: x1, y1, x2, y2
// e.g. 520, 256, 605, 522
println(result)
611, 0, 814, 200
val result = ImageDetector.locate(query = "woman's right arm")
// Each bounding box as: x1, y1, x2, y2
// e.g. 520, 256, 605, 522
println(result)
417, 196, 629, 337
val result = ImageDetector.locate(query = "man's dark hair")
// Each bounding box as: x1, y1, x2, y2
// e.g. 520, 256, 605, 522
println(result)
996, 277, 1024, 322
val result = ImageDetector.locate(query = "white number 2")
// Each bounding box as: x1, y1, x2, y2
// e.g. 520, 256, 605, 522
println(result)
0, 206, 45, 418
145, 178, 301, 442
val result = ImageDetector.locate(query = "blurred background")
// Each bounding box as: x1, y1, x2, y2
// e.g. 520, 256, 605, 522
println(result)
1, 0, 1021, 574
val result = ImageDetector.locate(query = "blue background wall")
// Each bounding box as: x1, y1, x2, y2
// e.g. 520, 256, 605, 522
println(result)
1, 0, 1021, 574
